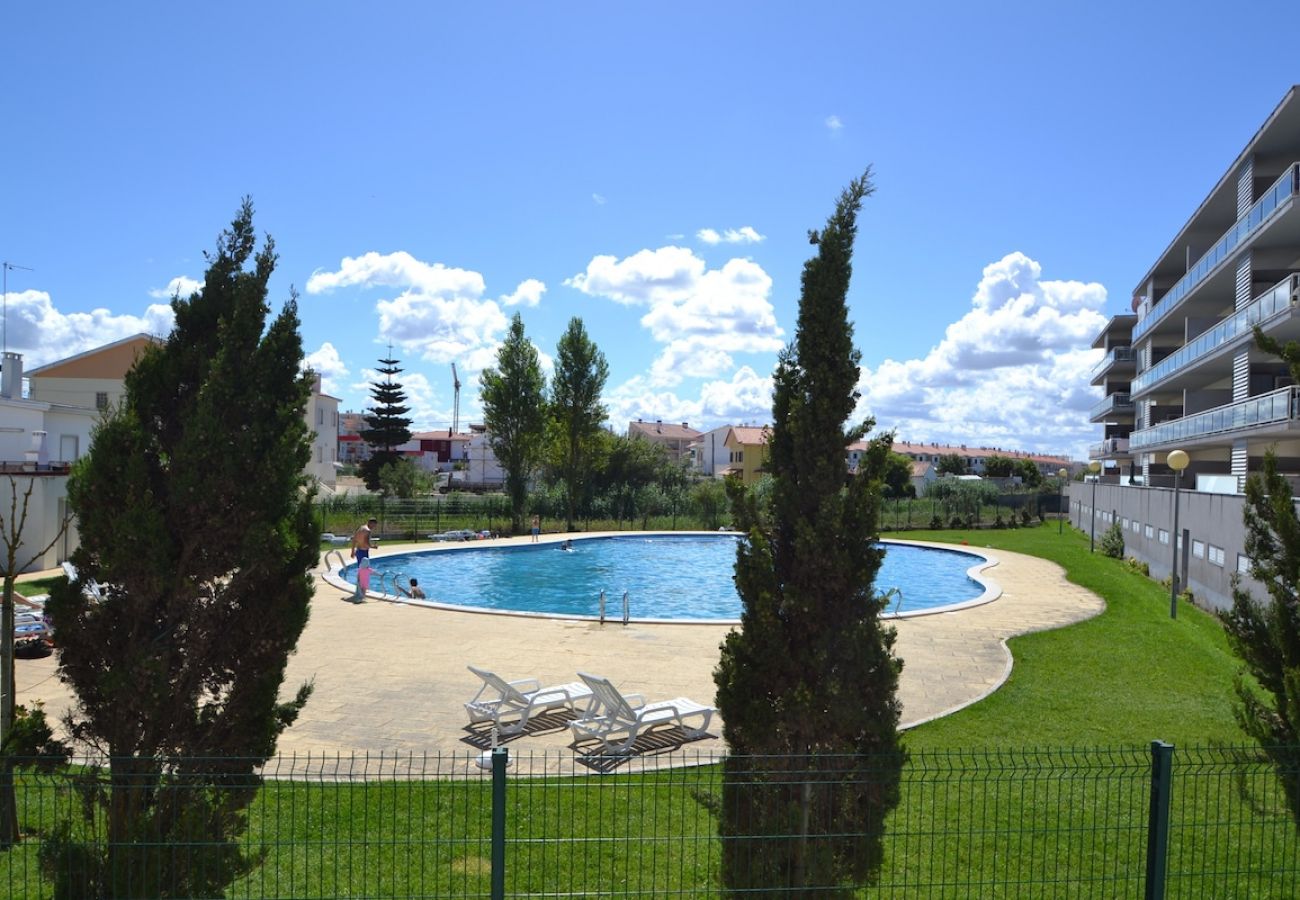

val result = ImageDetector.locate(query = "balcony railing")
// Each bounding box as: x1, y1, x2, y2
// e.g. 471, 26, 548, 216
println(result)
1130, 385, 1300, 450
1091, 345, 1137, 378
1089, 392, 1134, 420
1132, 275, 1299, 395
1134, 163, 1300, 341
1089, 438, 1131, 458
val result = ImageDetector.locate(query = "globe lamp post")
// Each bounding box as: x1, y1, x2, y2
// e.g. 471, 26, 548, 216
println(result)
1168, 449, 1189, 619
1058, 467, 1069, 535
1088, 461, 1101, 553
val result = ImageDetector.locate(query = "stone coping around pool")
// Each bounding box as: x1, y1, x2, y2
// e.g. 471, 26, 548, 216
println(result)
321, 530, 1003, 625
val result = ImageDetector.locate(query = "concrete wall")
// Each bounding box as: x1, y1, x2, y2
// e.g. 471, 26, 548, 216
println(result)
1067, 483, 1257, 612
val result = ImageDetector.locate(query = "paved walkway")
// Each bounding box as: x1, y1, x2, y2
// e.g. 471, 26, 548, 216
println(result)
15, 534, 1103, 769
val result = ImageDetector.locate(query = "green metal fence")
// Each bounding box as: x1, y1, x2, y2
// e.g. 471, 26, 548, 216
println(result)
2, 743, 1296, 897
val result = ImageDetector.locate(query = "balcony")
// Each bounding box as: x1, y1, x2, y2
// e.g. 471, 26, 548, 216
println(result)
1132, 274, 1299, 396
1090, 346, 1136, 382
1089, 438, 1131, 459
1089, 392, 1134, 421
1134, 163, 1299, 342
1130, 385, 1300, 450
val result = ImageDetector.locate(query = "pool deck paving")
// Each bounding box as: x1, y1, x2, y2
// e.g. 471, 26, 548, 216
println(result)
15, 532, 1103, 770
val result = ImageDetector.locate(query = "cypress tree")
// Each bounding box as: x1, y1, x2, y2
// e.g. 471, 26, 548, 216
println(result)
714, 170, 904, 896
550, 317, 609, 531
44, 201, 317, 896
359, 353, 413, 490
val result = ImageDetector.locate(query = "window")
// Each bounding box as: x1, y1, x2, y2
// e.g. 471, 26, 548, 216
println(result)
1121, 517, 1129, 528
317, 447, 323, 463
1192, 540, 1205, 559
317, 408, 324, 425
1144, 525, 1154, 539
1237, 554, 1251, 574
1208, 545, 1225, 567
95, 391, 108, 410
1132, 519, 1141, 533
1158, 529, 1169, 545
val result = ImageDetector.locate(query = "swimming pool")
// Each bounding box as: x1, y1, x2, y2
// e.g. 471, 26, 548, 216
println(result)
335, 534, 995, 622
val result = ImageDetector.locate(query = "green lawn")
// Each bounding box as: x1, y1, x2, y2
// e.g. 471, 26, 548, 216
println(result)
5, 523, 1290, 898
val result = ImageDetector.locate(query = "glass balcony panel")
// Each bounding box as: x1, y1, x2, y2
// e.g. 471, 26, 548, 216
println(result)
1134, 164, 1299, 342
1130, 386, 1300, 450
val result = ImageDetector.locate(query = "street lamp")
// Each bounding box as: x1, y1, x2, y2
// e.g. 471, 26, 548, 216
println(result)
1088, 461, 1101, 552
1058, 467, 1069, 535
1167, 449, 1189, 619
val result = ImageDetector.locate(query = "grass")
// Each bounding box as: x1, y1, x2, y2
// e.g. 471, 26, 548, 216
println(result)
4, 522, 1290, 898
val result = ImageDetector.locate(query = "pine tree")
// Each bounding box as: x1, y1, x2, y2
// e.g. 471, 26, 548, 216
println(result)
1221, 326, 1300, 825
550, 317, 609, 531
43, 201, 318, 896
480, 314, 547, 534
714, 170, 904, 897
359, 353, 413, 490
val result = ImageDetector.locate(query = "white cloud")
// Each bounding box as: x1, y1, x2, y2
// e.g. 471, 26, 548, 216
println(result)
500, 278, 545, 307
0, 289, 173, 367
148, 275, 202, 299
854, 252, 1108, 458
303, 342, 349, 396
592, 193, 607, 206
306, 250, 526, 372
825, 115, 843, 133
697, 226, 765, 246
566, 247, 783, 386
605, 366, 774, 432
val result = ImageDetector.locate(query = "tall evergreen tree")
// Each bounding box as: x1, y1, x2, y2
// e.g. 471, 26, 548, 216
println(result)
359, 352, 413, 490
1221, 326, 1300, 826
714, 170, 904, 897
44, 201, 318, 896
480, 314, 547, 534
549, 317, 609, 531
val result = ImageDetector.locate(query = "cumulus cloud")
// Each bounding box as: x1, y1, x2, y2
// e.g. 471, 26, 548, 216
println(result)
697, 226, 765, 245
303, 342, 349, 396
0, 289, 173, 367
566, 247, 783, 386
825, 115, 843, 133
148, 275, 202, 299
855, 252, 1107, 457
306, 250, 524, 373
605, 366, 774, 431
500, 278, 545, 307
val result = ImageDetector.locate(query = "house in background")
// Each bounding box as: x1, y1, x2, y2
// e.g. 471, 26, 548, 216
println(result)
304, 372, 340, 491
0, 351, 96, 570
627, 420, 701, 464
722, 426, 769, 485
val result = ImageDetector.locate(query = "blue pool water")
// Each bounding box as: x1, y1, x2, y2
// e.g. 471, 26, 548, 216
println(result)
342, 535, 989, 621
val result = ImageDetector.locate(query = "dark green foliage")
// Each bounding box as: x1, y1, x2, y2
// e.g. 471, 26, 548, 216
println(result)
590, 432, 666, 527
378, 457, 434, 499
550, 318, 609, 531
359, 355, 413, 490
480, 314, 547, 534
714, 171, 904, 896
983, 454, 1014, 477
1221, 449, 1300, 825
936, 453, 966, 475
881, 451, 916, 499
1015, 458, 1043, 487
1100, 521, 1125, 558
43, 201, 317, 896
692, 479, 729, 530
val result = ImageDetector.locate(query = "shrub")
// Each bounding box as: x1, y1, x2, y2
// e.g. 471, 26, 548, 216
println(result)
1100, 521, 1125, 558
928, 516, 943, 530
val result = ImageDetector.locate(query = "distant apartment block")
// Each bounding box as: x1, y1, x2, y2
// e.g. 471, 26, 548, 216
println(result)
1080, 85, 1300, 610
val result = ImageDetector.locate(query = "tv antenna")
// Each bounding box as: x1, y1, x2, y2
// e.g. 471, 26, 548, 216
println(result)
451, 362, 461, 434
2, 261, 34, 355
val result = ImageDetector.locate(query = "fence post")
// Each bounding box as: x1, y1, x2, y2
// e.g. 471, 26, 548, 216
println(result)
491, 746, 508, 900
1144, 740, 1174, 900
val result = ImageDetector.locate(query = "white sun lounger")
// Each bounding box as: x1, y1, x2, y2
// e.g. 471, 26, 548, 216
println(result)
464, 665, 594, 737
570, 672, 715, 755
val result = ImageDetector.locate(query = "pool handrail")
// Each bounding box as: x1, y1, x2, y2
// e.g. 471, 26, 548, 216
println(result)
323, 549, 347, 572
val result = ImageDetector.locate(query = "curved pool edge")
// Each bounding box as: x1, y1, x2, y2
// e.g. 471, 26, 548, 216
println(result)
320, 532, 1003, 625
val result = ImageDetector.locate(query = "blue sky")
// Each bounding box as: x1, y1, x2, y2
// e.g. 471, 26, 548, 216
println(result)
5, 1, 1297, 460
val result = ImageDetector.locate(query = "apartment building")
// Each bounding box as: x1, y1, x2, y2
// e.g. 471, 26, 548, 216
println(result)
627, 419, 701, 463
1080, 85, 1300, 610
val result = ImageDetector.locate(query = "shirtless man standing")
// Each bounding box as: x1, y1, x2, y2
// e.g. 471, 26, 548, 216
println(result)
352, 518, 378, 561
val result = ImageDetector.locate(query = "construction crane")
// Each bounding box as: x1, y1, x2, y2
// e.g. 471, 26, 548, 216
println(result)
451, 362, 461, 435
